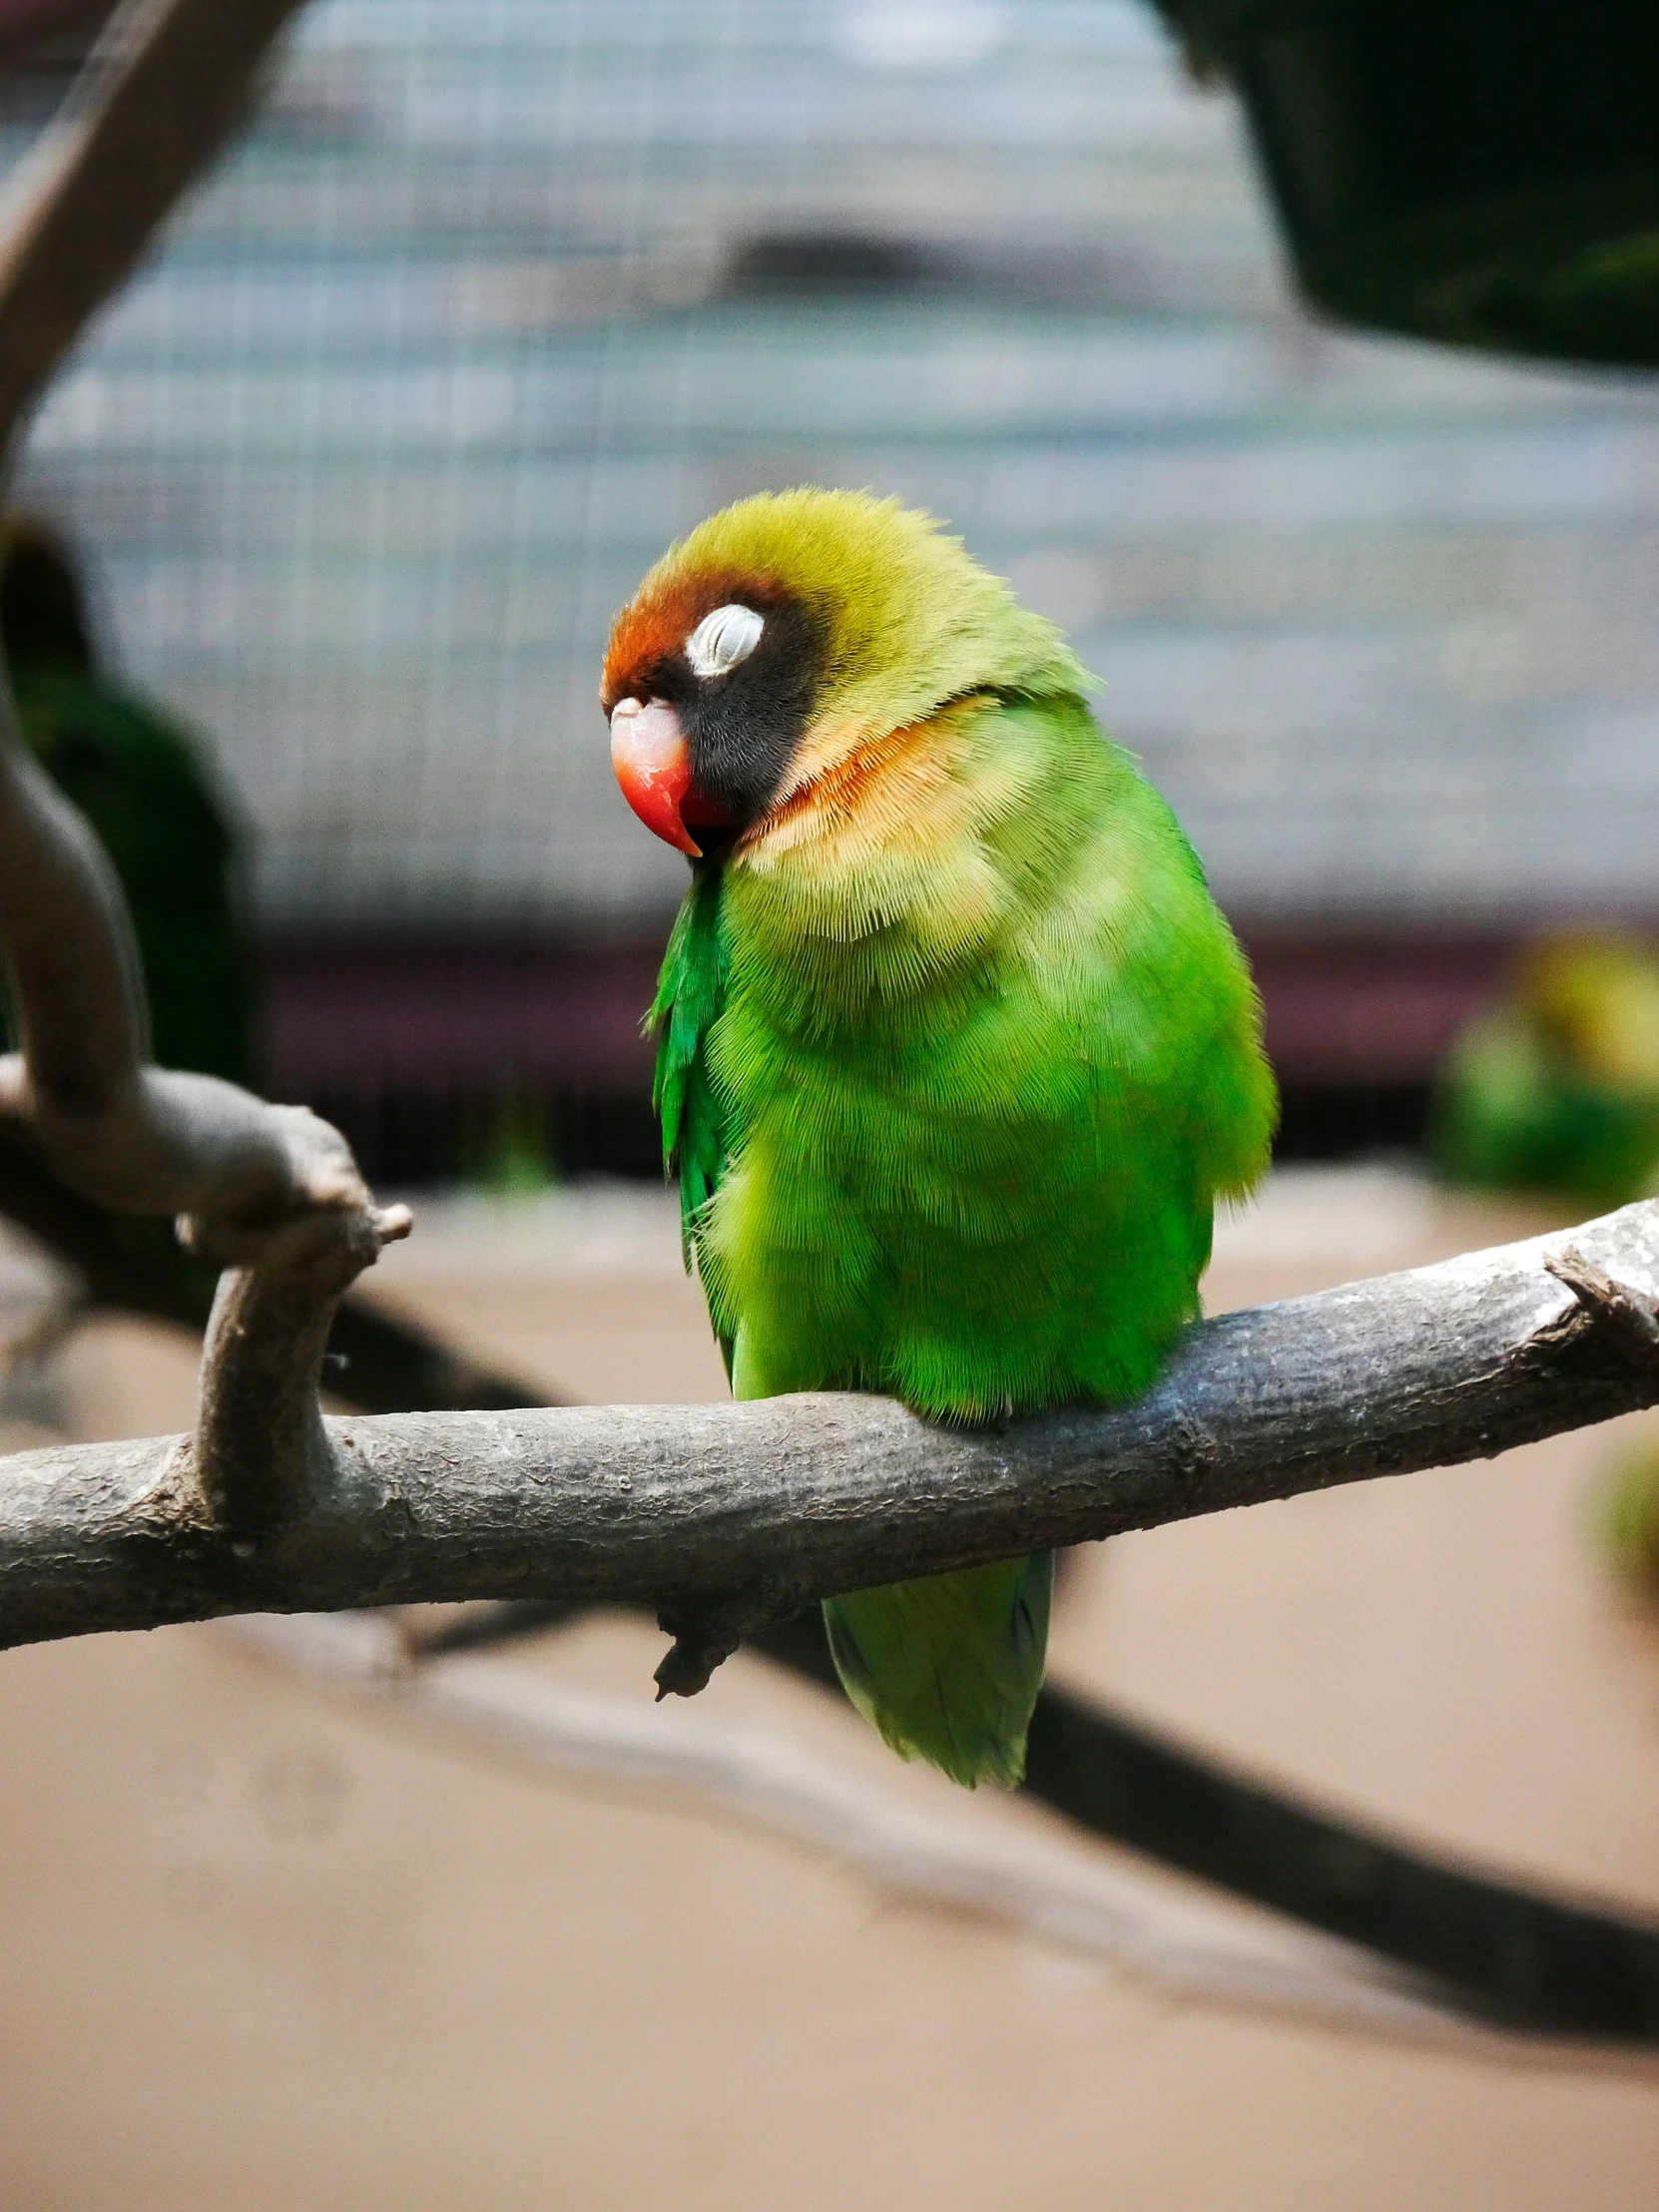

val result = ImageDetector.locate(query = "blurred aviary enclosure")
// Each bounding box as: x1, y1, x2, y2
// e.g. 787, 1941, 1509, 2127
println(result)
7, 0, 1659, 1178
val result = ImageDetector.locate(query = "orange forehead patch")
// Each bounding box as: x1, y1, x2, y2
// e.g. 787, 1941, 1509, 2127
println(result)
601, 564, 781, 713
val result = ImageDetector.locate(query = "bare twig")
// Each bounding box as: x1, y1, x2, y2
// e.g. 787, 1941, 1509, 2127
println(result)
226, 1610, 1659, 2078
0, 0, 409, 1543
0, 0, 311, 442
3, 1198, 1659, 1651
0, 1132, 552, 1417
0, 659, 410, 1539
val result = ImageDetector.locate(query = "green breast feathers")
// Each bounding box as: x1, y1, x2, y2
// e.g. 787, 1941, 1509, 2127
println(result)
652, 690, 1272, 1423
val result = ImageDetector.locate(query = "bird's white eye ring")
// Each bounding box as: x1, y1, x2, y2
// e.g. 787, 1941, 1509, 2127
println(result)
685, 602, 764, 680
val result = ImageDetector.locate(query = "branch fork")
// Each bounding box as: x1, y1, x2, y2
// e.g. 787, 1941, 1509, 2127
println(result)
0, 932, 412, 1545
0, 0, 397, 1528
0, 440, 408, 1560
0, 745, 412, 1583
0, 704, 409, 1551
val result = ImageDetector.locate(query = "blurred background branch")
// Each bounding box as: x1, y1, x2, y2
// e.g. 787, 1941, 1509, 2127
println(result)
397, 1594, 1659, 2050
0, 0, 307, 441
230, 1604, 1659, 2072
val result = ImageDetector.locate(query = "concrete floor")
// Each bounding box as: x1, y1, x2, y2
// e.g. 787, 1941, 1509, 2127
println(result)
3, 1168, 1659, 2208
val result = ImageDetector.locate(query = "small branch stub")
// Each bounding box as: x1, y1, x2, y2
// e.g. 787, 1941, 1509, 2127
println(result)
654, 1598, 781, 1700
1544, 1247, 1659, 1365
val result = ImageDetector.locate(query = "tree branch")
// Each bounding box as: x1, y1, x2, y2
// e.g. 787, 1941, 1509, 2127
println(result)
0, 0, 1652, 2057
0, 0, 311, 441
4, 1196, 1658, 1650
1, 0, 1657, 1891
0, 1133, 552, 1416
0, 649, 411, 1540
0, 0, 514, 1432
0, 0, 409, 1546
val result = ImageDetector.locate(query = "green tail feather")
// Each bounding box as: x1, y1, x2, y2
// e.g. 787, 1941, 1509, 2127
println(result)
823, 1553, 1052, 1789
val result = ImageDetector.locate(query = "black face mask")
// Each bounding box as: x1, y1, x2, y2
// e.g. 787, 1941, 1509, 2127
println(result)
643, 593, 825, 830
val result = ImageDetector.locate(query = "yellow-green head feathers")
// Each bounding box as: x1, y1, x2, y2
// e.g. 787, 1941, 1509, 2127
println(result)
669, 488, 1086, 721
605, 489, 1090, 826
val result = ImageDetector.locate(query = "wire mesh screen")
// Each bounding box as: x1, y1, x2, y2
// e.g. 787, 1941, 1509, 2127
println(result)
8, 0, 1659, 937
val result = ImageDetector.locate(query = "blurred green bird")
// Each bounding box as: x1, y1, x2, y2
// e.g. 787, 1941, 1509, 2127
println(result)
0, 514, 252, 1085
1598, 1433, 1659, 1596
1431, 931, 1659, 1209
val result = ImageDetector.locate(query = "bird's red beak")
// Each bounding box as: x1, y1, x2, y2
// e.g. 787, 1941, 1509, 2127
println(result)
609, 697, 733, 858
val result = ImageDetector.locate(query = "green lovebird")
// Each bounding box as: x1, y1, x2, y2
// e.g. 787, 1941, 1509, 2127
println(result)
1431, 931, 1659, 1209
0, 515, 251, 1087
604, 489, 1276, 1788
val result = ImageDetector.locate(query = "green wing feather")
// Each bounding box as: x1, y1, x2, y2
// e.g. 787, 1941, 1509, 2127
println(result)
648, 865, 1058, 1789
649, 861, 735, 1368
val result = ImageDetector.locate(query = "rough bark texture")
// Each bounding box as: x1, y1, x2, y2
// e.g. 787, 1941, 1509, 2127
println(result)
4, 1197, 1657, 1651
